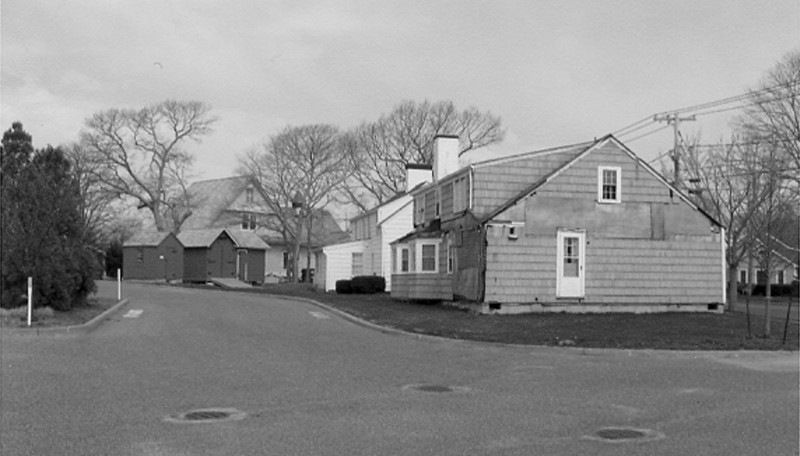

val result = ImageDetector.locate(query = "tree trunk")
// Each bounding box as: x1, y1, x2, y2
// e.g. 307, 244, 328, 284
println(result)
305, 215, 313, 283
292, 213, 302, 283
727, 264, 738, 312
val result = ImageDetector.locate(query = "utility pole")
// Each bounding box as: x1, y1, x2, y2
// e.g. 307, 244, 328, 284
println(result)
654, 113, 696, 189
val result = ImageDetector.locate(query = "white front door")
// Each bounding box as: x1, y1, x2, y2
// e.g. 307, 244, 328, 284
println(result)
557, 230, 585, 298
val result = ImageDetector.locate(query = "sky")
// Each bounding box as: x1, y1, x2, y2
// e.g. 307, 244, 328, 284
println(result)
2, 0, 799, 184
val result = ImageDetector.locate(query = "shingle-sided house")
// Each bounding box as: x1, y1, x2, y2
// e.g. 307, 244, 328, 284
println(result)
181, 176, 347, 282
122, 231, 184, 281
177, 228, 268, 284
315, 165, 432, 292
390, 134, 727, 313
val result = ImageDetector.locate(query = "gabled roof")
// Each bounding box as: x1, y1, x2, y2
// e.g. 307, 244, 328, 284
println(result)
182, 176, 261, 230
123, 231, 178, 247
258, 208, 350, 247
391, 219, 442, 244
178, 228, 269, 250
480, 134, 723, 227
351, 181, 428, 224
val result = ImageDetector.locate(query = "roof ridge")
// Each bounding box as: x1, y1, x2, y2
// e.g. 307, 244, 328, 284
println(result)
472, 140, 597, 168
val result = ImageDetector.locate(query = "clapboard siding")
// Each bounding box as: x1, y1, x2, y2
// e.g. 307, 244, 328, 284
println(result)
391, 273, 452, 300
472, 150, 582, 217
484, 233, 722, 304
536, 142, 676, 204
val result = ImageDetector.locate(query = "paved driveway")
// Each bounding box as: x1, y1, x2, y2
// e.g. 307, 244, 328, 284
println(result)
2, 282, 798, 455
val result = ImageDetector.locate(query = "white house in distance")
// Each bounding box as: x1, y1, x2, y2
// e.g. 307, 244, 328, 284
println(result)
315, 165, 432, 292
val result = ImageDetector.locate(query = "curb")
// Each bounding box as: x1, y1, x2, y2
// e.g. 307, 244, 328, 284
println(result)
1, 298, 130, 337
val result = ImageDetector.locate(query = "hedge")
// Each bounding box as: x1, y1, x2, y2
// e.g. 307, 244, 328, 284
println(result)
336, 276, 386, 294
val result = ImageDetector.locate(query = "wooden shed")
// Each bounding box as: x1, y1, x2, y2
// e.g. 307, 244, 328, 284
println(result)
177, 228, 269, 284
122, 232, 184, 281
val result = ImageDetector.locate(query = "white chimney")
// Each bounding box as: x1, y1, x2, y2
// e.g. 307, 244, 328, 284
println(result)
433, 135, 460, 181
405, 164, 432, 193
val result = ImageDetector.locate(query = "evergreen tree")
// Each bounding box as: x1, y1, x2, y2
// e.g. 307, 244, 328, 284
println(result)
1, 123, 98, 310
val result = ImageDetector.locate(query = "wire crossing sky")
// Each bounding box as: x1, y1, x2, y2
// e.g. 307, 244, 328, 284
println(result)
2, 0, 798, 180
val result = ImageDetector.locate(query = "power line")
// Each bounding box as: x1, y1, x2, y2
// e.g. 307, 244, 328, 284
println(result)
625, 124, 670, 143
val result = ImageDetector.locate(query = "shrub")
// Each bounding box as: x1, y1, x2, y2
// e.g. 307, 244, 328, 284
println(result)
350, 275, 386, 294
751, 282, 799, 297
335, 279, 353, 294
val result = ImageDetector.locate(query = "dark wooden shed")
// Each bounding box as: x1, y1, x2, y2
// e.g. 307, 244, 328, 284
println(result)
177, 228, 268, 284
122, 232, 184, 281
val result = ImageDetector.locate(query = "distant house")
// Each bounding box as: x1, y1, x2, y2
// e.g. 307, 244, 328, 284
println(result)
737, 233, 799, 287
177, 228, 269, 284
122, 231, 184, 281
390, 134, 726, 313
181, 176, 347, 282
315, 165, 432, 292
259, 208, 350, 282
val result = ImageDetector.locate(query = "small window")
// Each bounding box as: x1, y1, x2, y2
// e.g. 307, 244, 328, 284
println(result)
245, 188, 254, 203
777, 271, 785, 285
739, 270, 747, 284
421, 244, 437, 272
136, 248, 144, 263
352, 252, 363, 277
598, 166, 621, 203
452, 176, 469, 213
414, 196, 425, 225
242, 213, 257, 230
447, 238, 455, 274
401, 247, 409, 272
282, 251, 289, 269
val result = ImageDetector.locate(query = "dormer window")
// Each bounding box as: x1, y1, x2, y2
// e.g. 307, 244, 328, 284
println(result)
598, 166, 621, 203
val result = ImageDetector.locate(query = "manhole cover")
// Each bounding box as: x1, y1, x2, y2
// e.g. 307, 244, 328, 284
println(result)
185, 410, 231, 421
415, 384, 453, 393
597, 428, 647, 440
164, 408, 246, 424
585, 427, 664, 443
402, 383, 470, 393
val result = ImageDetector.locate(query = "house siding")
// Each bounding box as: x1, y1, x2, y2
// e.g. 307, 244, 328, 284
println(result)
471, 149, 581, 217
483, 141, 724, 305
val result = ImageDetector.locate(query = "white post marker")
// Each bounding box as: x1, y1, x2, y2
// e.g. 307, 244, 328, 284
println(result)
117, 268, 121, 300
27, 277, 33, 327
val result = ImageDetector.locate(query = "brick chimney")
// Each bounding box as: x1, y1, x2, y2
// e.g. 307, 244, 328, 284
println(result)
433, 135, 460, 182
405, 164, 432, 193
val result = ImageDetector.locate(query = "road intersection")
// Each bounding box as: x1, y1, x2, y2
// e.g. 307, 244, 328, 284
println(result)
2, 282, 797, 455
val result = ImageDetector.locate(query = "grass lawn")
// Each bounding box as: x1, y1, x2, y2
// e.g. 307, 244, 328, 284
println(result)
250, 283, 799, 351
0, 296, 119, 329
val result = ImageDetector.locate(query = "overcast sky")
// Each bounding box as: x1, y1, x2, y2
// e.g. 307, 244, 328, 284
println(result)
2, 1, 799, 181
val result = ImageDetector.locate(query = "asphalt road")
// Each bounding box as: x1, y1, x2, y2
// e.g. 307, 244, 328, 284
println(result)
1, 282, 798, 455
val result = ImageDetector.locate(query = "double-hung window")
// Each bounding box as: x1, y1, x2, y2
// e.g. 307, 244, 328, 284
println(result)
416, 241, 439, 273
597, 166, 621, 203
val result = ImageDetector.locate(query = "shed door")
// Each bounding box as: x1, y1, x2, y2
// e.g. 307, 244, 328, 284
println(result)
557, 230, 585, 298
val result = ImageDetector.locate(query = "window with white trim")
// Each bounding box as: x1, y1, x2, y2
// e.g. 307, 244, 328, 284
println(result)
352, 252, 363, 276
245, 187, 254, 203
597, 166, 621, 203
400, 246, 410, 272
416, 241, 440, 273
452, 176, 469, 213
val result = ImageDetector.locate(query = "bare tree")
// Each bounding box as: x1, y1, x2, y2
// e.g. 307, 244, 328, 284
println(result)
79, 100, 217, 232
239, 124, 354, 282
341, 100, 505, 211
741, 49, 800, 190
682, 136, 770, 311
